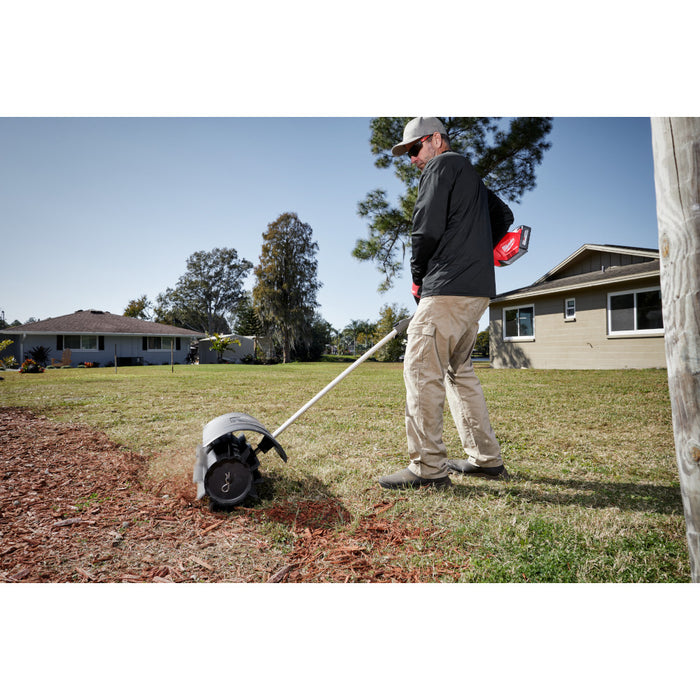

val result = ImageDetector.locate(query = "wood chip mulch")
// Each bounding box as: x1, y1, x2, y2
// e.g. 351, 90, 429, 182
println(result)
0, 407, 462, 583
260, 498, 462, 583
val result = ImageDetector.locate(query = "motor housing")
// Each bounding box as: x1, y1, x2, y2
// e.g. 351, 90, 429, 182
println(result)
193, 412, 287, 508
202, 433, 260, 507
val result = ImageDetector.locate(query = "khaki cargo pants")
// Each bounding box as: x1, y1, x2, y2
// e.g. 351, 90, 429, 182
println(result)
404, 295, 502, 479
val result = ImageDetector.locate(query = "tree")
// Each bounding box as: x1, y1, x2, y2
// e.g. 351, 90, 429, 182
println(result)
473, 329, 489, 357
342, 319, 371, 356
651, 117, 700, 581
292, 314, 333, 361
154, 247, 253, 335
123, 295, 152, 319
231, 292, 264, 337
354, 117, 553, 290
374, 303, 411, 362
253, 212, 322, 363
355, 320, 378, 354
209, 333, 241, 363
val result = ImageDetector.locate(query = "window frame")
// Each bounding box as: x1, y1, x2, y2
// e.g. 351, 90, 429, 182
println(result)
63, 334, 99, 351
564, 297, 576, 321
607, 286, 664, 336
146, 336, 175, 351
502, 304, 535, 341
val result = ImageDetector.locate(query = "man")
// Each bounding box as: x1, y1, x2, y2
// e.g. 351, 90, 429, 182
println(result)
378, 117, 508, 490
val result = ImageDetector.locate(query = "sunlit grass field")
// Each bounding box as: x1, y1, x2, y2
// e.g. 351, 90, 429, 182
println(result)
0, 362, 689, 582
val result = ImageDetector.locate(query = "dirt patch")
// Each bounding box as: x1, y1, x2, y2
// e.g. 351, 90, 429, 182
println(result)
0, 408, 460, 583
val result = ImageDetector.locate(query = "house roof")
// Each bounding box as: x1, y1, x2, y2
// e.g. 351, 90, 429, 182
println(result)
533, 244, 659, 285
492, 244, 661, 304
4, 310, 205, 337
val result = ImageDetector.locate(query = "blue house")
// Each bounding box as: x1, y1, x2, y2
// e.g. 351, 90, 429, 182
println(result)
1, 309, 205, 367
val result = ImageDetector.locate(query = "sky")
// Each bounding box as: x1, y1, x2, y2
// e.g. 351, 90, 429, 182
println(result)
0, 116, 660, 332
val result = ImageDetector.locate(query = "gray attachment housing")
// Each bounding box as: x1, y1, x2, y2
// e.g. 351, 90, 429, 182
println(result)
193, 412, 287, 503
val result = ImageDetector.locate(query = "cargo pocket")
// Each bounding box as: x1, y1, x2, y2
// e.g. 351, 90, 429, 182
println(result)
404, 321, 438, 380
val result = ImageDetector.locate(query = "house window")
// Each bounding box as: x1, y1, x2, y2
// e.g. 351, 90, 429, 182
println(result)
608, 287, 663, 334
147, 336, 175, 351
565, 298, 576, 320
503, 305, 535, 340
64, 335, 98, 351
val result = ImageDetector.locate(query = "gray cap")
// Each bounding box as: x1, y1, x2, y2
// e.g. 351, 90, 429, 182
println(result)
391, 117, 447, 156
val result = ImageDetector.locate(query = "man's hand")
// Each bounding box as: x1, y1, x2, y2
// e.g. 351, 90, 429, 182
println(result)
411, 282, 422, 305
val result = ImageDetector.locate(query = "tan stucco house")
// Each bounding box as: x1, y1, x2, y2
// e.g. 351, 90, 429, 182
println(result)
489, 244, 665, 369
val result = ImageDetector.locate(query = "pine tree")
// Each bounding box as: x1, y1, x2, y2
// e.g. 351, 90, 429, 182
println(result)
253, 213, 322, 363
232, 292, 264, 336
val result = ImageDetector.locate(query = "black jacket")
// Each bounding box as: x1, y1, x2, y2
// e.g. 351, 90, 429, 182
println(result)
410, 152, 496, 299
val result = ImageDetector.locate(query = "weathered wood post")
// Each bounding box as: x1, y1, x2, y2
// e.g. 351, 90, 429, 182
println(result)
650, 117, 700, 581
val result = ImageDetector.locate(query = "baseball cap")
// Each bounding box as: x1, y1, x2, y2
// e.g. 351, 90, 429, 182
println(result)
391, 117, 447, 156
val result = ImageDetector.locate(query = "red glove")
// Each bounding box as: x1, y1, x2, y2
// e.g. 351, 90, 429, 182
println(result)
411, 282, 421, 304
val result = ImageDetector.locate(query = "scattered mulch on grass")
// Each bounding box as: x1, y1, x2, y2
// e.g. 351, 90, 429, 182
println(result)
0, 407, 460, 583
259, 499, 462, 583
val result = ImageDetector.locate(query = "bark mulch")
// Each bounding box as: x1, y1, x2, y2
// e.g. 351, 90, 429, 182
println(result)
0, 407, 460, 583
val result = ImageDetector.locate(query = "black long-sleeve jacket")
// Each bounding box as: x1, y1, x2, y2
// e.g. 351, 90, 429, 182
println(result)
410, 151, 496, 299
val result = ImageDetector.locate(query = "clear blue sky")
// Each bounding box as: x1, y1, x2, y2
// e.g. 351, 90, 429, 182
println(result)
0, 117, 659, 331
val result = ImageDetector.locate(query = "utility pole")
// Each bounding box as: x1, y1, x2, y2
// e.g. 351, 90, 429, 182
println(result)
651, 117, 700, 581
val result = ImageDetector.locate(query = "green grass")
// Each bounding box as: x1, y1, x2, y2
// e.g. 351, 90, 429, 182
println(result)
0, 363, 689, 581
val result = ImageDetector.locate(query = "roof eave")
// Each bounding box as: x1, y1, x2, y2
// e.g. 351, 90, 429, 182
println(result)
2, 329, 205, 337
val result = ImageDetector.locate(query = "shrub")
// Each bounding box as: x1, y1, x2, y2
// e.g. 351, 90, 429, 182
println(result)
28, 345, 53, 367
20, 358, 44, 374
0, 339, 16, 368
1, 355, 17, 369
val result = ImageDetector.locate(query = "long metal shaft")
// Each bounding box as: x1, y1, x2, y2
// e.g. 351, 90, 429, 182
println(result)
271, 317, 411, 439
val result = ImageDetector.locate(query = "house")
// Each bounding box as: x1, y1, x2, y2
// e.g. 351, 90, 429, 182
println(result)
197, 334, 276, 364
0, 309, 205, 367
488, 244, 665, 369
197, 334, 254, 364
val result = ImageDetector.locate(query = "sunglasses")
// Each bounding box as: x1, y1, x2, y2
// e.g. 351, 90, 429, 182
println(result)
407, 134, 432, 158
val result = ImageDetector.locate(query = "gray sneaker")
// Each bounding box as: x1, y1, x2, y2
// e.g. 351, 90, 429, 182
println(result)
378, 468, 452, 490
445, 460, 510, 480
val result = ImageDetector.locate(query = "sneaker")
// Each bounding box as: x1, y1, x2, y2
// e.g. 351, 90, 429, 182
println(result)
378, 468, 452, 490
445, 460, 509, 480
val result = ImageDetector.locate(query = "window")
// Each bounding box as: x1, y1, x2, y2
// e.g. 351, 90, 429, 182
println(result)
608, 287, 663, 335
503, 305, 535, 340
565, 298, 576, 320
63, 335, 98, 350
147, 336, 174, 351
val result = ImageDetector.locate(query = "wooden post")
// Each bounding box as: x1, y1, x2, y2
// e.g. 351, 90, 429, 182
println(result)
651, 117, 700, 581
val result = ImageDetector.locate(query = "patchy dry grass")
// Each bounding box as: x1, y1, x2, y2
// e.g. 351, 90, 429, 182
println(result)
0, 363, 689, 582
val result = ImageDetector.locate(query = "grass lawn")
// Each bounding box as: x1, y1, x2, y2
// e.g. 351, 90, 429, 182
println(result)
0, 362, 689, 582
